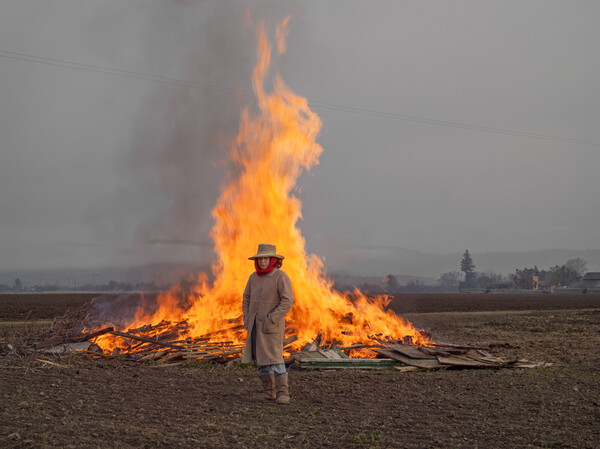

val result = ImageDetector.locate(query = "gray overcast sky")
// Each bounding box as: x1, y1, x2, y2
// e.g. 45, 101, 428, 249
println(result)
1, 1, 599, 274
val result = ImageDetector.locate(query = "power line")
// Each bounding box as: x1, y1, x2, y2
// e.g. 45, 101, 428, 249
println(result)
0, 49, 246, 97
309, 101, 600, 146
1, 49, 598, 147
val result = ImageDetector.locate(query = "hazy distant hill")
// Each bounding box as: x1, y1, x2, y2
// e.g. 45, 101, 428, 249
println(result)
0, 262, 210, 291
2, 249, 599, 289
330, 248, 600, 279
329, 273, 436, 291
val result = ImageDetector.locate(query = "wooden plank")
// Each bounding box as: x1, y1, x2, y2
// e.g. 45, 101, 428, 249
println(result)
189, 340, 235, 346
185, 344, 244, 352
298, 358, 398, 370
74, 327, 115, 343
464, 349, 505, 365
319, 349, 342, 359
417, 346, 453, 357
282, 335, 298, 347
388, 344, 438, 359
290, 352, 306, 361
138, 350, 168, 362
436, 354, 501, 367
109, 331, 186, 350
184, 350, 243, 358
158, 352, 184, 362
302, 333, 322, 352
299, 358, 395, 364
290, 351, 328, 361
198, 325, 245, 338
36, 336, 65, 350
295, 347, 365, 359
430, 342, 488, 351
303, 359, 397, 369
375, 348, 445, 369
129, 341, 148, 351
335, 349, 350, 359
471, 350, 505, 364
333, 344, 377, 351
186, 348, 243, 360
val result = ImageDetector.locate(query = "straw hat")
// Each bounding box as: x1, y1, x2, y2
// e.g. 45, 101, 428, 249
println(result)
248, 243, 284, 260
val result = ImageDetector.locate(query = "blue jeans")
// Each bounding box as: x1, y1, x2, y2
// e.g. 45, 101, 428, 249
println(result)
258, 363, 287, 377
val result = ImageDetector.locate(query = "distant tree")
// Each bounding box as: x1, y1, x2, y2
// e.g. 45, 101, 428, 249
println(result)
438, 271, 463, 288
488, 271, 505, 285
404, 279, 426, 293
475, 271, 505, 290
549, 264, 580, 287
460, 250, 476, 288
384, 274, 400, 292
565, 258, 587, 278
510, 267, 538, 289
13, 278, 23, 291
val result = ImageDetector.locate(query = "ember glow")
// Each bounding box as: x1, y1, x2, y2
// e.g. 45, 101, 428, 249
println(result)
93, 19, 431, 355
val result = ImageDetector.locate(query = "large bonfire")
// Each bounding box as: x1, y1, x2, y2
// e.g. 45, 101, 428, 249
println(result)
94, 19, 430, 355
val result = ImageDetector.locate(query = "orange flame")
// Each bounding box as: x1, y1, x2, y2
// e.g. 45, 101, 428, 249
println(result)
94, 20, 430, 354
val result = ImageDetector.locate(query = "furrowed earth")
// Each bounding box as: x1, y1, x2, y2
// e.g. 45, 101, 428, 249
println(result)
1, 293, 599, 449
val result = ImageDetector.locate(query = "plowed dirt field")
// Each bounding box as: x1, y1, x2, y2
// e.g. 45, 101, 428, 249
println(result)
1, 293, 599, 448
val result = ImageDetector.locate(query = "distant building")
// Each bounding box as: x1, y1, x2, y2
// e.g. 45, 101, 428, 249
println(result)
555, 272, 600, 294
532, 273, 552, 292
579, 272, 600, 291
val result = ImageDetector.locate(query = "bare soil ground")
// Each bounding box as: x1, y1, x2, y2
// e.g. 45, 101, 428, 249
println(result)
1, 293, 599, 449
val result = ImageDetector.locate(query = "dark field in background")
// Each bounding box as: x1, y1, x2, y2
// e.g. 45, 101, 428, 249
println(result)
2, 292, 599, 321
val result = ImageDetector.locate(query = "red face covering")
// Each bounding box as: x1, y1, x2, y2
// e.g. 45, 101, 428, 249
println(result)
255, 257, 279, 276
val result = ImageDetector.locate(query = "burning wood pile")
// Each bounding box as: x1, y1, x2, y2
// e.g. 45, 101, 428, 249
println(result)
33, 320, 285, 366
22, 307, 546, 371
31, 311, 250, 366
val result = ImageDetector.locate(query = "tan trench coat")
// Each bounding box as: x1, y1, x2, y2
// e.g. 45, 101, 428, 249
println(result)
241, 268, 293, 366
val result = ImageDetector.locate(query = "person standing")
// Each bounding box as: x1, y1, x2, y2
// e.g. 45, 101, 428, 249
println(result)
242, 244, 293, 404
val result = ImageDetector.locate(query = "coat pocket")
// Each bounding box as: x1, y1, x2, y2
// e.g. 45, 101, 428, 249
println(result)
262, 316, 279, 334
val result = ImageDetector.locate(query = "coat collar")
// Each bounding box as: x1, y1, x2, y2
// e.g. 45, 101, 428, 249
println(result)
262, 268, 278, 277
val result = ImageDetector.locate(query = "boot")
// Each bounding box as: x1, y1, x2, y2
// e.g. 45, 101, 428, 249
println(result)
259, 372, 276, 400
275, 373, 290, 404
